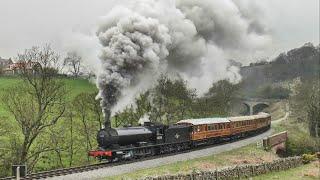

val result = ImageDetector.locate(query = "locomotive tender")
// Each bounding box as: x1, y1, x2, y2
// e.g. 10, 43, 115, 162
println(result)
89, 113, 271, 161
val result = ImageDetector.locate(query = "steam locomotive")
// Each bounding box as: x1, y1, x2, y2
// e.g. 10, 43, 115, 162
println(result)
89, 113, 271, 161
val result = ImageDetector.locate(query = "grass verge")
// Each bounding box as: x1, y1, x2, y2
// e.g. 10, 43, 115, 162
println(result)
106, 144, 278, 180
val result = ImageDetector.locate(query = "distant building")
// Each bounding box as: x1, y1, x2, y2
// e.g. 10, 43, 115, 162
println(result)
0, 57, 13, 68
2, 60, 39, 75
0, 57, 13, 75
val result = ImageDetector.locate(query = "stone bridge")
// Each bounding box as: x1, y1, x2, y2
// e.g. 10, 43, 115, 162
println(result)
241, 98, 279, 115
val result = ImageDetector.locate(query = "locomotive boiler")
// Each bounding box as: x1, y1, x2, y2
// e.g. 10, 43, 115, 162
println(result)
96, 123, 168, 149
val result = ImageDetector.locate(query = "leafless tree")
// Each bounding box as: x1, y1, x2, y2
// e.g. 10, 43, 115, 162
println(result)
72, 93, 96, 162
63, 51, 82, 78
85, 92, 103, 129
1, 45, 66, 168
66, 110, 75, 167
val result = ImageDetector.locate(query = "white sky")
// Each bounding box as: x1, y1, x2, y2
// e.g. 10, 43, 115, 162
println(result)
0, 0, 319, 59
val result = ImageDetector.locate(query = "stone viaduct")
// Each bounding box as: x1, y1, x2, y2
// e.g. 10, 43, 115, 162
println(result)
241, 98, 278, 115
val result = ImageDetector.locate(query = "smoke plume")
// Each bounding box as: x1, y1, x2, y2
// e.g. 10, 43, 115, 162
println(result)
96, 0, 272, 127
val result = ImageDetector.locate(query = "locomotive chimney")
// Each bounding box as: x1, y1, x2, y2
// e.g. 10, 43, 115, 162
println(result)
104, 110, 111, 129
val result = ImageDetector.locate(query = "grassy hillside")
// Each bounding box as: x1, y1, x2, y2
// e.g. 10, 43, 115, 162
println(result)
0, 77, 22, 120
0, 76, 97, 118
0, 76, 97, 94
267, 101, 287, 121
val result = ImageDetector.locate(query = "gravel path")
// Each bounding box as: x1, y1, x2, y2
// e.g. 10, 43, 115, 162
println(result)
48, 129, 272, 180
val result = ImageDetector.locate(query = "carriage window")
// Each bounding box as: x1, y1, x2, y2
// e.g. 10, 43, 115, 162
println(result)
208, 125, 214, 131
194, 126, 200, 132
227, 124, 230, 128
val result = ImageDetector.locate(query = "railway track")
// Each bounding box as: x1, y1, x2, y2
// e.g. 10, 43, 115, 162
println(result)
0, 162, 114, 180
0, 128, 270, 180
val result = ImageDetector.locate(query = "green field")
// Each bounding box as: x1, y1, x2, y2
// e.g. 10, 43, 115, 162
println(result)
0, 76, 97, 118
0, 76, 97, 95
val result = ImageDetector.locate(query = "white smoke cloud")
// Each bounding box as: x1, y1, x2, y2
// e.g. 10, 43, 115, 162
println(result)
94, 0, 272, 122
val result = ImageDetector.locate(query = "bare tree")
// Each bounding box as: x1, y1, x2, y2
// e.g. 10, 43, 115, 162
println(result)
1, 45, 66, 168
292, 79, 320, 137
66, 110, 75, 167
85, 92, 103, 129
307, 83, 320, 138
72, 93, 99, 162
63, 51, 82, 78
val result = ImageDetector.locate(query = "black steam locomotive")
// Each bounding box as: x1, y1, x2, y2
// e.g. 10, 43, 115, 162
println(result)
89, 113, 271, 161
89, 122, 192, 161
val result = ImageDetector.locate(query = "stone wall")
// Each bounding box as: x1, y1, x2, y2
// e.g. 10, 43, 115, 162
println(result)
142, 156, 303, 180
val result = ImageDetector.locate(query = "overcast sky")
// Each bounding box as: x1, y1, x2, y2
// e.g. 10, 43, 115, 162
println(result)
0, 0, 319, 59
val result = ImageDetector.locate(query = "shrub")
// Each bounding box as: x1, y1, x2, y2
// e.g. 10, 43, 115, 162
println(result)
302, 154, 317, 164
285, 136, 319, 156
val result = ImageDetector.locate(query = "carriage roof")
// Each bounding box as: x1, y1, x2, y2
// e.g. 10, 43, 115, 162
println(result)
176, 113, 270, 125
176, 117, 230, 125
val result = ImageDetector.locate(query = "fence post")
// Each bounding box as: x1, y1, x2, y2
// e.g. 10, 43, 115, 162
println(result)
16, 166, 20, 180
